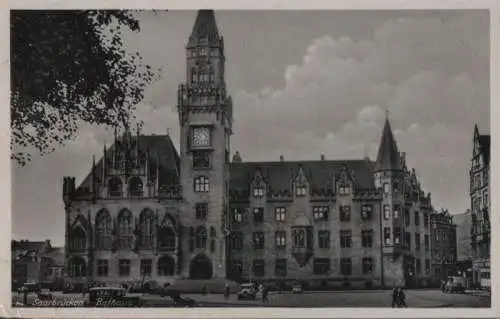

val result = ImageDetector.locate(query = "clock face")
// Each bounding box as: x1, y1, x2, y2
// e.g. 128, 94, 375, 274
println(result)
192, 127, 211, 147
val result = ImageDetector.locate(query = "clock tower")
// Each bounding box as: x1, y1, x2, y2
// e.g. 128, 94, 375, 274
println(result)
177, 10, 233, 279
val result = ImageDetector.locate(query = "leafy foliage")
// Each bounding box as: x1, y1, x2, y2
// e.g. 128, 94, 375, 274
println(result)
11, 10, 158, 165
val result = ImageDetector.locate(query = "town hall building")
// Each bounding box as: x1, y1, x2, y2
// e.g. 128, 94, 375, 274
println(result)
63, 10, 438, 290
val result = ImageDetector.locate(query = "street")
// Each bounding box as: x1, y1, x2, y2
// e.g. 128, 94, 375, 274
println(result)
12, 289, 490, 308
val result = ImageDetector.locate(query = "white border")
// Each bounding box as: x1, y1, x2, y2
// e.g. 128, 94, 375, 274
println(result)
1, 0, 498, 318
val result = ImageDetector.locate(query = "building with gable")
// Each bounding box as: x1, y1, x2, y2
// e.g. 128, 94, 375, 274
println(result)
63, 10, 438, 290
469, 125, 490, 289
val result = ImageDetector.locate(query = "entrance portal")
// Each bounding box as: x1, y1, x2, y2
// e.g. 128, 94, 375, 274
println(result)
189, 254, 213, 279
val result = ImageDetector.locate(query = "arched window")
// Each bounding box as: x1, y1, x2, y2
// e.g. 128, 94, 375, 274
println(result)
95, 210, 112, 249
108, 177, 123, 197
68, 257, 86, 277
128, 177, 143, 197
195, 226, 207, 249
199, 71, 206, 83
209, 67, 215, 82
157, 256, 175, 276
118, 210, 133, 249
191, 67, 197, 83
194, 176, 210, 193
139, 210, 155, 249
70, 227, 86, 250
158, 227, 176, 251
210, 226, 216, 252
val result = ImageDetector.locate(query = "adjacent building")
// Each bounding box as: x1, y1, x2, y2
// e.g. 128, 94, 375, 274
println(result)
11, 240, 53, 288
469, 125, 490, 289
63, 10, 439, 290
430, 209, 457, 283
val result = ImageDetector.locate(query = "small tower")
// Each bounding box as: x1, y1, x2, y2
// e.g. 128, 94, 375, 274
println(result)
374, 113, 406, 288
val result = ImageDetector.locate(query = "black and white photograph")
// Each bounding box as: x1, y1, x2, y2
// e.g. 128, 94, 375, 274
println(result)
4, 3, 496, 316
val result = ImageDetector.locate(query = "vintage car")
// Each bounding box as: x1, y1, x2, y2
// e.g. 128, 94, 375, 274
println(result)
444, 276, 466, 294
238, 283, 257, 300
166, 290, 197, 307
85, 287, 145, 307
292, 283, 304, 294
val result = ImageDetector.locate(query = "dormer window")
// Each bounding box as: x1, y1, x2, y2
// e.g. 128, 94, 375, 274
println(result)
295, 184, 307, 196
253, 187, 265, 198
339, 184, 350, 195
200, 48, 207, 56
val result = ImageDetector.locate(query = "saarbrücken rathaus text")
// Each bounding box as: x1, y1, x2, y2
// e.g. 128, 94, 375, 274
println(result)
62, 10, 444, 291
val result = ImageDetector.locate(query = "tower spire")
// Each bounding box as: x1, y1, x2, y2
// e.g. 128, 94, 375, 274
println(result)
375, 115, 401, 171
187, 10, 221, 48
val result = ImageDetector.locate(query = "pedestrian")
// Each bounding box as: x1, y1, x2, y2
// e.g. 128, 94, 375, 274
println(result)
397, 288, 407, 308
441, 280, 446, 292
262, 285, 269, 303
391, 288, 398, 307
223, 283, 230, 300
201, 283, 207, 296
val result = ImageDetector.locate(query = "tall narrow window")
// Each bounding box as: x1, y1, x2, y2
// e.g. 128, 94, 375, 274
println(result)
394, 227, 401, 245
97, 260, 108, 277
119, 259, 130, 277
191, 67, 197, 83
275, 231, 286, 248
414, 211, 420, 226
383, 183, 390, 194
118, 210, 133, 250
275, 259, 287, 277
362, 257, 374, 274
318, 230, 330, 249
340, 205, 351, 222
415, 233, 421, 250
424, 235, 429, 251
196, 203, 208, 219
384, 227, 391, 246
340, 230, 352, 248
231, 232, 243, 250
253, 187, 265, 198
393, 205, 400, 219
195, 226, 207, 249
384, 205, 391, 219
140, 259, 152, 277
275, 207, 286, 222
209, 67, 215, 82
253, 208, 264, 223
233, 208, 243, 223
362, 230, 373, 248
361, 205, 373, 220
340, 258, 352, 275
253, 232, 264, 249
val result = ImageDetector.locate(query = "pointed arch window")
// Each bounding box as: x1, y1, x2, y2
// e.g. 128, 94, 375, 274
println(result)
118, 210, 133, 249
139, 210, 155, 249
68, 257, 86, 277
195, 226, 207, 249
70, 227, 87, 251
95, 210, 112, 249
108, 177, 123, 197
158, 227, 176, 251
128, 177, 143, 197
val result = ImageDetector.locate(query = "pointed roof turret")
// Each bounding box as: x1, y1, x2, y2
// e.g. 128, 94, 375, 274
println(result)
375, 114, 401, 171
187, 10, 221, 48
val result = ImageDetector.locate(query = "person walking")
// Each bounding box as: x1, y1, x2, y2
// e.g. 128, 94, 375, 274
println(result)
397, 288, 407, 308
223, 283, 230, 300
391, 288, 398, 307
262, 285, 269, 303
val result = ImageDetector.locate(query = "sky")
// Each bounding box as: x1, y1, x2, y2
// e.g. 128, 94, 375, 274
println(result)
11, 10, 490, 246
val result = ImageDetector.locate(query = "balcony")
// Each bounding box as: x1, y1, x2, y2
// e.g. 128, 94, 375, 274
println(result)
158, 185, 182, 200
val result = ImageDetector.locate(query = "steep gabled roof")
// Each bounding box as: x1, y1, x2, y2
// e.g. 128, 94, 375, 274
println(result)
375, 116, 401, 171
187, 10, 221, 48
76, 134, 180, 192
229, 160, 374, 194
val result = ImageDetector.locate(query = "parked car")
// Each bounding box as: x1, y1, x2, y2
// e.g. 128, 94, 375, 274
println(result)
168, 291, 196, 307
36, 289, 53, 301
444, 276, 466, 294
292, 283, 304, 294
18, 282, 41, 294
238, 283, 257, 300
85, 287, 145, 307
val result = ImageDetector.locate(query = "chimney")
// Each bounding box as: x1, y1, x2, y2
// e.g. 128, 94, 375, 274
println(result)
321, 154, 325, 161
280, 155, 284, 162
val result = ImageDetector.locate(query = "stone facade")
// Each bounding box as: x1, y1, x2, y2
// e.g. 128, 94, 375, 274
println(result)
469, 125, 490, 289
454, 210, 473, 262
430, 210, 457, 284
63, 10, 439, 289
